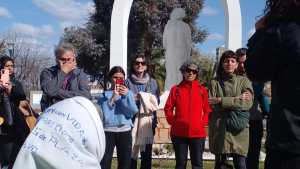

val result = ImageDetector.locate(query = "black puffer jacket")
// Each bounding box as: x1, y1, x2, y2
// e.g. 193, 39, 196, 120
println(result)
246, 22, 300, 154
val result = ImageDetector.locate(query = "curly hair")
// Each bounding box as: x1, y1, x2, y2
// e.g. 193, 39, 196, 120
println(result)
264, 0, 300, 25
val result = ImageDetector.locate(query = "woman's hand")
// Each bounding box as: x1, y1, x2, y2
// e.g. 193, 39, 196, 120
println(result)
19, 100, 30, 116
0, 82, 12, 95
208, 97, 222, 105
118, 85, 128, 96
237, 91, 252, 101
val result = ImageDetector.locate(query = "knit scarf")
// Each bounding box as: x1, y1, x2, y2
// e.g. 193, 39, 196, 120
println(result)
130, 73, 150, 84
131, 92, 159, 160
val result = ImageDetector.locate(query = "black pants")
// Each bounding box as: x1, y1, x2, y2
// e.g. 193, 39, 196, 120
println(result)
171, 136, 205, 169
0, 111, 29, 167
101, 131, 132, 169
265, 148, 300, 169
215, 154, 246, 169
246, 120, 263, 169
130, 143, 153, 169
131, 127, 155, 169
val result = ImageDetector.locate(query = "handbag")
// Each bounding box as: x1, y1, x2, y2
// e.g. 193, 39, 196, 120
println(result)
25, 104, 37, 131
219, 80, 250, 133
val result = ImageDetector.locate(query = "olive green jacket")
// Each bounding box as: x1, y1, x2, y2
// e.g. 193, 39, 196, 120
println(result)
208, 74, 253, 156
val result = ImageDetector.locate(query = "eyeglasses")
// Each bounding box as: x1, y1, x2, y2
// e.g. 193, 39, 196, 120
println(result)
59, 57, 74, 62
185, 68, 198, 74
4, 64, 14, 68
135, 61, 146, 66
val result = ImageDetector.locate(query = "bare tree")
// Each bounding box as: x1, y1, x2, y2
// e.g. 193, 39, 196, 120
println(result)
1, 32, 53, 95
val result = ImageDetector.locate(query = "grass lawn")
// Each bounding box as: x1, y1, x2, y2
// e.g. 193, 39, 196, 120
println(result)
111, 159, 265, 169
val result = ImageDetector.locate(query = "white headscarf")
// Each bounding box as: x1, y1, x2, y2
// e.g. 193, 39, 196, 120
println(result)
13, 96, 105, 169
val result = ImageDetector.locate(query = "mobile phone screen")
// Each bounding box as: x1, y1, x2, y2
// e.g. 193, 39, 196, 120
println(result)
116, 79, 124, 85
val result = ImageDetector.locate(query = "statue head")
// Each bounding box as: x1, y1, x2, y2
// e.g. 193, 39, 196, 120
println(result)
170, 8, 186, 20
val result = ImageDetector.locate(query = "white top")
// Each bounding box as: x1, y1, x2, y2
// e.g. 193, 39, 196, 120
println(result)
13, 96, 105, 169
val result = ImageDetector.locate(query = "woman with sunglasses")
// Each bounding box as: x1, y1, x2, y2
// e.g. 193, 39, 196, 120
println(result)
126, 54, 160, 169
164, 61, 211, 169
208, 50, 253, 169
98, 66, 138, 169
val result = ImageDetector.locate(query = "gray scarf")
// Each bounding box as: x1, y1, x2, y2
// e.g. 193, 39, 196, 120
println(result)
130, 73, 150, 84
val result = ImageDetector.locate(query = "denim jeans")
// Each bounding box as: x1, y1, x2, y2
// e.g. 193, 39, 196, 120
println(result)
101, 131, 132, 169
171, 136, 205, 169
265, 148, 300, 169
246, 119, 263, 169
215, 154, 246, 169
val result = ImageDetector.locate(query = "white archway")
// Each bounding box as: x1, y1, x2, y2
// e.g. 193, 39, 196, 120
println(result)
221, 0, 242, 51
110, 0, 133, 75
109, 0, 242, 74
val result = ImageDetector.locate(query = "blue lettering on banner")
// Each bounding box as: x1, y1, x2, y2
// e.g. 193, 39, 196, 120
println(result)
31, 108, 88, 167
22, 142, 38, 153
45, 108, 85, 139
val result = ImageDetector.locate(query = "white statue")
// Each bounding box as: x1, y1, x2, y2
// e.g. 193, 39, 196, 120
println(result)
163, 8, 192, 91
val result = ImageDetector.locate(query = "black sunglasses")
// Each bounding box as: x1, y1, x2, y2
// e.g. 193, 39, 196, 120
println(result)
185, 68, 198, 74
135, 61, 146, 66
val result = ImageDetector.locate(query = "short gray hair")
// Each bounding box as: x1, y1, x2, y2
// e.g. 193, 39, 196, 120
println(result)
54, 42, 76, 59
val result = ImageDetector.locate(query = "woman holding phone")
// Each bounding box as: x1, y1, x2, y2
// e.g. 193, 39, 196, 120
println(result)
208, 50, 253, 169
0, 55, 30, 168
98, 66, 138, 169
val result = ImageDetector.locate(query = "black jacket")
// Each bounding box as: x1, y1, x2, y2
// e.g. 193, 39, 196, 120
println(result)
246, 22, 300, 154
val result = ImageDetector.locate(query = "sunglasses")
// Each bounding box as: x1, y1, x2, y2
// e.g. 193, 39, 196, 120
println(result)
185, 68, 198, 74
59, 57, 74, 62
135, 61, 146, 66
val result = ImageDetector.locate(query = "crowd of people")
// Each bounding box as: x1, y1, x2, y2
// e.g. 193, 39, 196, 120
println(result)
0, 0, 299, 169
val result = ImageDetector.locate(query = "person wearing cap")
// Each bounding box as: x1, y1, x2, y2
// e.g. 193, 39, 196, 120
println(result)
164, 61, 211, 169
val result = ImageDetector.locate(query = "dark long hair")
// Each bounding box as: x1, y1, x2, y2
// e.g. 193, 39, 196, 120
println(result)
129, 54, 149, 76
105, 66, 125, 90
216, 50, 238, 80
0, 54, 14, 70
264, 0, 300, 26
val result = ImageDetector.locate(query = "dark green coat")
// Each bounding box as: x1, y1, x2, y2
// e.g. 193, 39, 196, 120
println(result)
208, 74, 253, 156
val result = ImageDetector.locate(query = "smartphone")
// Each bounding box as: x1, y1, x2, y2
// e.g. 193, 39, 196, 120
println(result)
116, 79, 125, 85
1, 69, 10, 84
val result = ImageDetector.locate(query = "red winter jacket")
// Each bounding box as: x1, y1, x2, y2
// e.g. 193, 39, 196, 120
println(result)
164, 80, 212, 138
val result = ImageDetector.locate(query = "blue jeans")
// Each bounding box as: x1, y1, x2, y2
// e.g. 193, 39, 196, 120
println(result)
101, 131, 132, 169
171, 136, 205, 169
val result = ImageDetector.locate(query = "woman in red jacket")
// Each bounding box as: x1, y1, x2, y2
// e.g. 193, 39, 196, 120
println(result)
164, 61, 212, 169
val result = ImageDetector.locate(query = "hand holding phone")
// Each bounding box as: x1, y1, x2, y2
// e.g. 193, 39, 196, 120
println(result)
0, 69, 10, 85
